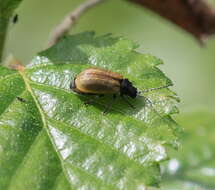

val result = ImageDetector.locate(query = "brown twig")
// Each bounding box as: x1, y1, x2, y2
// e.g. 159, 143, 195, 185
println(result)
47, 0, 105, 48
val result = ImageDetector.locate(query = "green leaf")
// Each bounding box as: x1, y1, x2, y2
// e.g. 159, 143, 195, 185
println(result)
159, 112, 215, 190
0, 32, 180, 189
0, 0, 23, 18
0, 0, 23, 61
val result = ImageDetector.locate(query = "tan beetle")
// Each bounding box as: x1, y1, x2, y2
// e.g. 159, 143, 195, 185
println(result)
70, 68, 171, 113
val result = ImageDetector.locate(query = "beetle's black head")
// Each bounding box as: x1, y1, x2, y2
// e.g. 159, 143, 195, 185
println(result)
120, 79, 137, 98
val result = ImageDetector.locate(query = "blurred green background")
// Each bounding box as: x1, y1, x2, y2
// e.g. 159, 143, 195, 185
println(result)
3, 0, 215, 112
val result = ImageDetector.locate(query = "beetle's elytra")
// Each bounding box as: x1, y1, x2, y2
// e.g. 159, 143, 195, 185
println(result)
70, 68, 137, 98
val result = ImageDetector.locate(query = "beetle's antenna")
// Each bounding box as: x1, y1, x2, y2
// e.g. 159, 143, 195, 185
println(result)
142, 96, 164, 119
137, 84, 173, 119
138, 84, 173, 95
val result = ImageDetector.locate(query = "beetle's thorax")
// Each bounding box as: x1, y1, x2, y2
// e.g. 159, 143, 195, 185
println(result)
120, 79, 137, 98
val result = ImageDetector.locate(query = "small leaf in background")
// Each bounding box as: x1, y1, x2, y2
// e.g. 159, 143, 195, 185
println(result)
0, 32, 180, 189
159, 112, 215, 190
0, 0, 23, 61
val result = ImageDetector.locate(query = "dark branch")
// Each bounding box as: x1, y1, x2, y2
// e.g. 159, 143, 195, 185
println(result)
128, 0, 215, 43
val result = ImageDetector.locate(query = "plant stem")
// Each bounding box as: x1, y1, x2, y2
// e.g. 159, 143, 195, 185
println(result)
0, 0, 23, 63
0, 16, 9, 63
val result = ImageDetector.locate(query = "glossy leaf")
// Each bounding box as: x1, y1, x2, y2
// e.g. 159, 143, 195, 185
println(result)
0, 32, 180, 189
159, 112, 215, 190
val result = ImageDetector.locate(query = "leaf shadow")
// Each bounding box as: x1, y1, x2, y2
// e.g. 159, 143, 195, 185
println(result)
76, 94, 148, 115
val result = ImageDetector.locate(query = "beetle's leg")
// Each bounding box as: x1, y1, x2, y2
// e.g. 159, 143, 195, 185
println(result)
121, 95, 135, 109
70, 77, 76, 89
84, 94, 104, 105
103, 94, 117, 114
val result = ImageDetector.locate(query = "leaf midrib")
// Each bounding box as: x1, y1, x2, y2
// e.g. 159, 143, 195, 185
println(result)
19, 70, 119, 189
18, 70, 74, 189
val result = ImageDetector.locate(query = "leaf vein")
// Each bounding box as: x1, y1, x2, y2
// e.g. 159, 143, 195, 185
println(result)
18, 70, 74, 189
0, 73, 19, 82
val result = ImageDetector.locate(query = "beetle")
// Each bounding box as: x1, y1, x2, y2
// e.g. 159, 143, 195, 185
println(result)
70, 68, 171, 113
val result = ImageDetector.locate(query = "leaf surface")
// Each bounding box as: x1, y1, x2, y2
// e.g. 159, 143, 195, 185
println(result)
0, 32, 180, 189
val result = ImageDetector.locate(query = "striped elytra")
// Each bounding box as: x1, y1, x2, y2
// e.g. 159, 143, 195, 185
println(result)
70, 68, 137, 98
